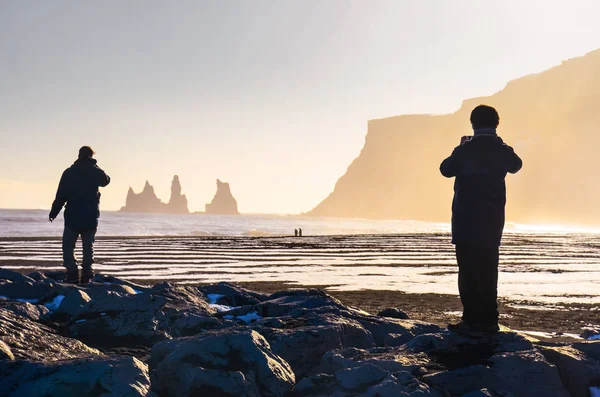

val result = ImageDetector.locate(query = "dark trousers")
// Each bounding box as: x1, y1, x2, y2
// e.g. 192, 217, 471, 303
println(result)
456, 245, 499, 326
62, 227, 96, 276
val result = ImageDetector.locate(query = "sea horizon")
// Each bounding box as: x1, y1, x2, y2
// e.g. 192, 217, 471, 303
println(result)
3, 208, 600, 238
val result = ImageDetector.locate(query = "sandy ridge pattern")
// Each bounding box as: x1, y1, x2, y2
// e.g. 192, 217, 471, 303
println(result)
1, 233, 600, 306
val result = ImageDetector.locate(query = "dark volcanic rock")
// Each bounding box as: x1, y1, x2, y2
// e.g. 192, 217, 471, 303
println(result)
424, 349, 569, 396
0, 280, 53, 302
69, 309, 172, 348
200, 281, 268, 306
0, 269, 35, 284
286, 304, 441, 347
0, 340, 14, 361
217, 289, 347, 319
573, 341, 600, 359
151, 283, 214, 311
173, 312, 224, 337
365, 371, 442, 397
91, 274, 150, 292
67, 291, 173, 348
77, 290, 167, 315
416, 334, 570, 397
0, 356, 150, 397
151, 329, 295, 397
0, 301, 50, 322
64, 284, 214, 349
260, 317, 375, 379
0, 274, 595, 396
539, 344, 600, 397
378, 308, 410, 320
461, 389, 494, 397
335, 363, 389, 389
53, 289, 91, 318
293, 366, 441, 397
0, 308, 99, 361
320, 346, 427, 375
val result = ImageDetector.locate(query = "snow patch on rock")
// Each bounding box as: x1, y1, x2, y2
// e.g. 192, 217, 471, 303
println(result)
44, 295, 65, 311
224, 311, 262, 324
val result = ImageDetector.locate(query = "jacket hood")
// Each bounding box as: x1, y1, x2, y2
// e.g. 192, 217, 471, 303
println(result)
469, 135, 504, 145
74, 157, 98, 166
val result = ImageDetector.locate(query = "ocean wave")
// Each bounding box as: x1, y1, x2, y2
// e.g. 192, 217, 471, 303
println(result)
243, 229, 282, 237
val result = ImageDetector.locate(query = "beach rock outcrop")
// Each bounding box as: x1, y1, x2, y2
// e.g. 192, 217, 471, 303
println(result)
205, 179, 240, 215
67, 286, 215, 349
539, 343, 600, 397
0, 340, 14, 361
378, 307, 410, 320
150, 330, 295, 397
0, 273, 595, 396
0, 308, 100, 361
199, 281, 268, 307
120, 175, 189, 214
0, 356, 151, 397
258, 316, 375, 379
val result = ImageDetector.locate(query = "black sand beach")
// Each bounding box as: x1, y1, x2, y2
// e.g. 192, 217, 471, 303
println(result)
1, 234, 598, 341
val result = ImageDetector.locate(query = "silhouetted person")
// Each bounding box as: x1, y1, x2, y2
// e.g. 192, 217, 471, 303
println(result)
298, 228, 303, 237
294, 229, 298, 237
440, 105, 522, 333
49, 146, 111, 284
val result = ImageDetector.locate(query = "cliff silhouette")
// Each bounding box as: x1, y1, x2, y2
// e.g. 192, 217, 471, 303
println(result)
120, 175, 189, 214
308, 48, 600, 225
205, 179, 240, 215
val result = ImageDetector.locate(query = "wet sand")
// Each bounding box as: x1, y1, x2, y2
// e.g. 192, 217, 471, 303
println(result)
1, 234, 598, 340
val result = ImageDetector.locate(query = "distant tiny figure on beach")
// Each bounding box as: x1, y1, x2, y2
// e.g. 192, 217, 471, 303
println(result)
294, 229, 298, 237
298, 228, 303, 237
440, 105, 522, 334
49, 146, 111, 284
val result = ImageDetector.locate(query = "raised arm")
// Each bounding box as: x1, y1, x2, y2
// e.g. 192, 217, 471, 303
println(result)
505, 145, 523, 174
96, 166, 111, 187
440, 148, 460, 178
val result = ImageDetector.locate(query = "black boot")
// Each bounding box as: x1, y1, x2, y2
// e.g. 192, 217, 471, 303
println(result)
80, 270, 94, 284
65, 269, 80, 284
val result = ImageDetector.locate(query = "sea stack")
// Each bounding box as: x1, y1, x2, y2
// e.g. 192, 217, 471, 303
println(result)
205, 179, 240, 215
166, 175, 189, 214
120, 176, 189, 214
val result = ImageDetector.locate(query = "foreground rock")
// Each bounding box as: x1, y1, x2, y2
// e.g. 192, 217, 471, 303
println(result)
0, 356, 150, 397
0, 308, 99, 361
151, 330, 295, 397
0, 269, 596, 396
539, 342, 600, 397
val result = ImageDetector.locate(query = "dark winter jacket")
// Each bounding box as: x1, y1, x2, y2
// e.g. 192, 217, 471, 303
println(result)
440, 135, 522, 247
50, 157, 111, 231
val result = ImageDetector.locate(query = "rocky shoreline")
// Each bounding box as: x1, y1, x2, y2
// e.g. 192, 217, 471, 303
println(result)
0, 269, 599, 396
234, 282, 600, 344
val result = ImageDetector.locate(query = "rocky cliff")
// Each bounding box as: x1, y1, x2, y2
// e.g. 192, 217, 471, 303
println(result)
309, 48, 600, 225
205, 179, 240, 215
120, 175, 189, 214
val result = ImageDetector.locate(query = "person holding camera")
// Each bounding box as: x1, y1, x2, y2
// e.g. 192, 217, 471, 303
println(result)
440, 105, 522, 333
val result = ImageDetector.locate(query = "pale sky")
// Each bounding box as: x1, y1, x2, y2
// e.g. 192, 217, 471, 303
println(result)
1, 1, 599, 214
